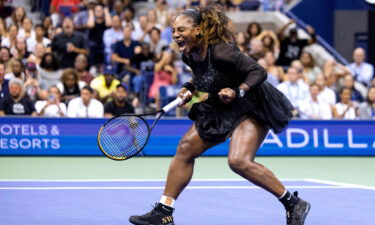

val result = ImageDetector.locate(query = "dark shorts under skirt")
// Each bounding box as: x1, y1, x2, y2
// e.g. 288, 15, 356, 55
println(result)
188, 82, 294, 143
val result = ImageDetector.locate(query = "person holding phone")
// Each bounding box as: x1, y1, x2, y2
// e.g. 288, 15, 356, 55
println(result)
35, 85, 66, 117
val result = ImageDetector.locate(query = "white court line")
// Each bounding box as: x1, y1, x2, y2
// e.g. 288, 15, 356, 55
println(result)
305, 178, 375, 191
0, 178, 301, 182
0, 185, 355, 190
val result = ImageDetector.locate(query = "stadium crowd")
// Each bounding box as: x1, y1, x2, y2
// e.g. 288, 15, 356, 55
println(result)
0, 0, 374, 120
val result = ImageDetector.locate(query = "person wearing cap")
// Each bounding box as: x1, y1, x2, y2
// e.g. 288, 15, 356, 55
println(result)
104, 83, 134, 117
276, 20, 316, 67
90, 65, 120, 103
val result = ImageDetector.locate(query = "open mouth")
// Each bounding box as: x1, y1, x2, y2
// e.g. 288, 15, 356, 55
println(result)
175, 40, 186, 52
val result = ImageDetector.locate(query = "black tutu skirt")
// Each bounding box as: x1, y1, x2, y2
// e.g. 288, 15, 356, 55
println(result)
188, 82, 294, 143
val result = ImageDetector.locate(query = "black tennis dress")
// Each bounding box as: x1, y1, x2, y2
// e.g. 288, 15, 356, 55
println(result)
182, 42, 294, 143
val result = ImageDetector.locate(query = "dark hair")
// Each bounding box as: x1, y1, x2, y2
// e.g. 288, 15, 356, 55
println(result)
246, 22, 262, 39
180, 4, 236, 45
82, 85, 94, 94
339, 87, 352, 95
34, 24, 44, 30
0, 46, 11, 57
40, 52, 60, 71
150, 27, 161, 35
367, 86, 375, 104
301, 52, 315, 69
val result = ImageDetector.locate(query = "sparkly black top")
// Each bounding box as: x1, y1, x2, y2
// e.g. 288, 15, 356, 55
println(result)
182, 42, 267, 94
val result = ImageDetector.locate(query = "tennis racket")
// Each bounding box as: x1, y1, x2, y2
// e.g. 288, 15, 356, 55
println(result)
97, 92, 191, 160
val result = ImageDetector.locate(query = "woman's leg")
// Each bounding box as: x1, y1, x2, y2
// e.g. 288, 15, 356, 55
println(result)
228, 118, 285, 197
163, 123, 216, 199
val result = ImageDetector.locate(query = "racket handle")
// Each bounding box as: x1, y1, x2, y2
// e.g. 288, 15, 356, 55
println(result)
162, 91, 191, 113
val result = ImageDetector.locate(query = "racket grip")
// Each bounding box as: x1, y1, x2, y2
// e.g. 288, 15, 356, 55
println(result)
162, 91, 191, 113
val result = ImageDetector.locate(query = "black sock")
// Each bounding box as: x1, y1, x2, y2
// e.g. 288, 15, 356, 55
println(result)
278, 191, 299, 210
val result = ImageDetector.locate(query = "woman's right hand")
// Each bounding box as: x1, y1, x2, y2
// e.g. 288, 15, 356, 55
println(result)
177, 88, 193, 106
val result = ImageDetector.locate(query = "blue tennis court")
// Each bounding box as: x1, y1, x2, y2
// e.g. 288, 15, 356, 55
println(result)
1, 179, 374, 225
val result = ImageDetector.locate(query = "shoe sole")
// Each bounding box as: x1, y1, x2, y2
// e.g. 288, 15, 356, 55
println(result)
129, 217, 175, 225
300, 202, 311, 225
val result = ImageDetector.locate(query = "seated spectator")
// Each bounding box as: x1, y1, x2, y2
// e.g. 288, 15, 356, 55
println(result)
57, 68, 85, 104
50, 0, 80, 16
347, 47, 374, 87
42, 16, 54, 38
86, 3, 112, 68
24, 61, 42, 102
111, 25, 141, 76
104, 84, 134, 117
333, 87, 357, 119
0, 79, 37, 116
0, 46, 12, 73
357, 86, 375, 119
315, 74, 336, 106
258, 30, 280, 56
28, 43, 46, 66
67, 85, 104, 118
5, 59, 25, 81
249, 38, 264, 60
74, 54, 94, 85
51, 17, 88, 68
322, 59, 350, 88
0, 63, 9, 100
111, 0, 124, 16
277, 66, 310, 109
103, 14, 123, 64
149, 27, 168, 59
245, 22, 262, 42
147, 9, 162, 30
1, 24, 18, 51
276, 20, 316, 66
133, 14, 151, 43
257, 58, 279, 87
149, 50, 177, 109
298, 83, 332, 119
300, 51, 322, 84
14, 37, 31, 61
340, 74, 364, 105
6, 6, 25, 27
160, 11, 176, 45
38, 52, 62, 90
35, 85, 66, 117
73, 0, 96, 34
18, 17, 35, 40
236, 31, 250, 56
264, 51, 285, 82
90, 65, 120, 103
26, 24, 51, 53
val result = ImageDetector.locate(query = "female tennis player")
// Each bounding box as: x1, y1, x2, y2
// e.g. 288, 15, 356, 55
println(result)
129, 5, 310, 225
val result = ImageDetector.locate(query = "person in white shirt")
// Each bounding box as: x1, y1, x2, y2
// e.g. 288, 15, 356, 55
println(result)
333, 87, 357, 119
67, 86, 104, 118
347, 47, 374, 87
298, 83, 332, 119
277, 66, 310, 109
35, 85, 66, 117
103, 15, 123, 65
315, 74, 336, 105
26, 24, 51, 53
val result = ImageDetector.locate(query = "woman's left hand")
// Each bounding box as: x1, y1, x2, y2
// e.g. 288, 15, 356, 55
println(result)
218, 88, 236, 104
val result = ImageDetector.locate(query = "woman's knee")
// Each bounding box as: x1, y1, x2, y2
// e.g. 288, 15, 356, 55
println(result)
228, 156, 255, 174
175, 138, 198, 162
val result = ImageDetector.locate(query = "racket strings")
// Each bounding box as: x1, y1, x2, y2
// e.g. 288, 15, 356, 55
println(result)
98, 116, 149, 159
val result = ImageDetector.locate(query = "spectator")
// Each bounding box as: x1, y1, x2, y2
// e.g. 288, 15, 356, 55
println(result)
245, 22, 262, 42
264, 51, 285, 82
1, 24, 18, 51
26, 24, 51, 53
67, 85, 104, 118
90, 65, 120, 103
147, 9, 162, 30
322, 59, 350, 89
5, 59, 25, 81
57, 68, 85, 103
18, 17, 35, 40
104, 83, 134, 117
236, 31, 250, 56
24, 61, 42, 102
74, 54, 94, 85
315, 73, 336, 106
347, 47, 374, 87
0, 0, 13, 22
103, 14, 123, 65
160, 11, 176, 45
276, 20, 316, 66
86, 3, 112, 68
333, 87, 357, 119
35, 85, 66, 117
14, 37, 31, 61
50, 0, 80, 16
258, 30, 280, 55
74, 0, 97, 34
277, 66, 310, 109
0, 18, 7, 42
51, 17, 88, 68
340, 74, 364, 104
133, 14, 151, 43
148, 50, 177, 109
0, 46, 12, 73
298, 83, 332, 119
0, 79, 37, 116
42, 16, 54, 38
155, 0, 169, 28
0, 63, 9, 100
149, 27, 168, 59
249, 38, 264, 60
111, 0, 124, 16
111, 25, 141, 76
257, 58, 278, 87
121, 8, 137, 30
28, 42, 47, 66
300, 51, 322, 84
38, 52, 62, 90
6, 6, 25, 27
357, 86, 375, 119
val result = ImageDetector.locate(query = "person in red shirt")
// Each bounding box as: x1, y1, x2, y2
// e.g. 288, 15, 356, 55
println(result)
50, 0, 81, 15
